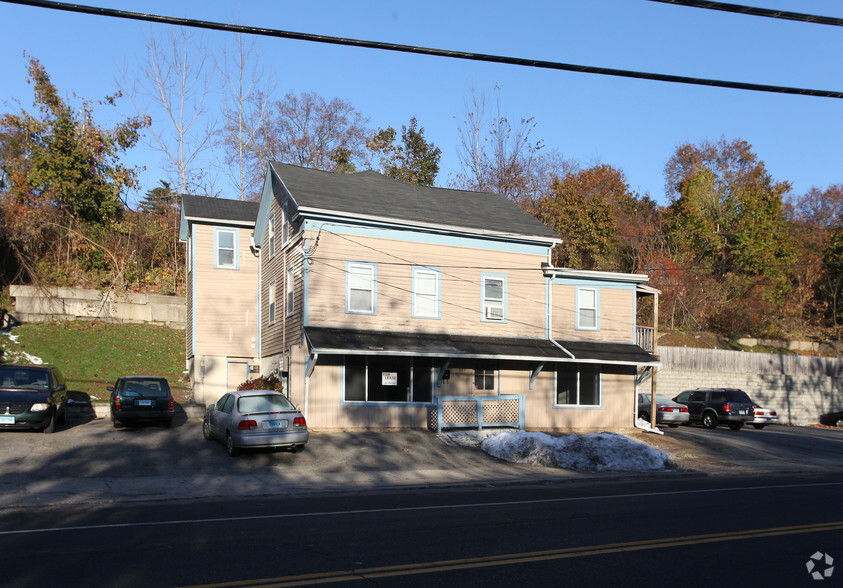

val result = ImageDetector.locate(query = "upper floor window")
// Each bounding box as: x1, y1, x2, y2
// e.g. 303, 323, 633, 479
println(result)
267, 213, 275, 259
577, 287, 598, 330
214, 228, 238, 269
281, 203, 289, 245
268, 280, 276, 324
555, 365, 601, 407
347, 262, 376, 314
481, 274, 506, 322
413, 267, 440, 319
286, 269, 295, 317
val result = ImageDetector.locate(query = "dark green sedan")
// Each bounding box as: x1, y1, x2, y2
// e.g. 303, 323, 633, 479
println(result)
108, 376, 175, 428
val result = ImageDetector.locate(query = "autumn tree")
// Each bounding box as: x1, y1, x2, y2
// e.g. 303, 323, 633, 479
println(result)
365, 117, 441, 186
663, 137, 796, 334
252, 91, 370, 174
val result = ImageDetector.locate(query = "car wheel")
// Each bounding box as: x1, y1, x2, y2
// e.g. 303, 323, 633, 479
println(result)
729, 422, 744, 430
752, 424, 766, 429
702, 413, 718, 429
57, 400, 68, 425
225, 433, 239, 457
638, 411, 650, 422
42, 409, 55, 434
202, 419, 213, 441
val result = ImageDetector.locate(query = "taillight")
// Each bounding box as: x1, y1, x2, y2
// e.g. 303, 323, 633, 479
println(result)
679, 406, 689, 413
237, 419, 257, 430
658, 406, 672, 412
723, 403, 731, 413
770, 410, 776, 416
114, 396, 121, 410
754, 410, 763, 416
294, 416, 307, 427
168, 397, 174, 411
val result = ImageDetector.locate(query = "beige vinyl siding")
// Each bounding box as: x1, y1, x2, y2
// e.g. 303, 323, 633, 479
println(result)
523, 369, 636, 430
185, 236, 194, 359
304, 357, 429, 429
551, 284, 635, 342
261, 239, 305, 357
192, 223, 258, 357
306, 230, 548, 338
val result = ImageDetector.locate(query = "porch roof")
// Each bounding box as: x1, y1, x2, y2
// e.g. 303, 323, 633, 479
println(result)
304, 327, 659, 366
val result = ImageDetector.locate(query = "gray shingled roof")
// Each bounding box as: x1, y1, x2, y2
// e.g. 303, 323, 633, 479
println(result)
271, 162, 560, 241
181, 195, 259, 223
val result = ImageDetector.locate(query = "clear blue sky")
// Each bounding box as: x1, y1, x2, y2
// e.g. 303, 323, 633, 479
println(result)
1, 0, 841, 207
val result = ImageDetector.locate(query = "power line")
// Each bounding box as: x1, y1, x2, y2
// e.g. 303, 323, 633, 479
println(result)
649, 0, 843, 27
3, 0, 843, 99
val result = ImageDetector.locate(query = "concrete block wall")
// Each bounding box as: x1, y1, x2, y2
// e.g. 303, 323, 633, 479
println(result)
655, 347, 843, 426
9, 285, 185, 329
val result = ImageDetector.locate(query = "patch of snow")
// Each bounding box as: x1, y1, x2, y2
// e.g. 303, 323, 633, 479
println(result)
441, 430, 671, 471
635, 417, 664, 435
1, 327, 44, 364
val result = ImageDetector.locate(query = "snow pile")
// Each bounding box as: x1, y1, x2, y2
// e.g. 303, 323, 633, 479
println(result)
0, 327, 43, 364
441, 430, 671, 471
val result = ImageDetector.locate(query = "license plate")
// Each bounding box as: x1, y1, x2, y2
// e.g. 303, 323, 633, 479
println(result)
264, 420, 288, 430
672, 408, 679, 413
0, 416, 14, 425
137, 399, 153, 407
739, 410, 747, 415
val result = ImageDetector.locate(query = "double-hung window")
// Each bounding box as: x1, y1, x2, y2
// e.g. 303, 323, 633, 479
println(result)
555, 365, 601, 407
347, 262, 376, 314
413, 267, 440, 319
214, 228, 238, 269
268, 280, 276, 324
286, 269, 294, 316
577, 287, 598, 330
280, 204, 289, 245
267, 213, 275, 259
481, 274, 506, 322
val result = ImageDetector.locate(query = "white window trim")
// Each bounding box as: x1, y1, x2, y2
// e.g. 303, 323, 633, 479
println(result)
481, 273, 506, 322
553, 367, 603, 408
267, 213, 275, 260
576, 287, 599, 331
268, 279, 276, 325
286, 269, 295, 317
412, 267, 441, 319
346, 262, 376, 315
280, 203, 289, 246
214, 227, 239, 270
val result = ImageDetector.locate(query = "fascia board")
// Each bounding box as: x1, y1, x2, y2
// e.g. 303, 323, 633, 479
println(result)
296, 205, 561, 246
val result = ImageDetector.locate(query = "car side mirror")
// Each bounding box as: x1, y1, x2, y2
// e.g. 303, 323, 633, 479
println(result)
107, 386, 114, 392
55, 384, 66, 392
207, 403, 215, 412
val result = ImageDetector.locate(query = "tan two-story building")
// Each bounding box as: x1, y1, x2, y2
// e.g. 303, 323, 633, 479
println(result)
181, 163, 659, 431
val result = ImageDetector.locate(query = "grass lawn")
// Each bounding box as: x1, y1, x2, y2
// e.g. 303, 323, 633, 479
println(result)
0, 321, 189, 404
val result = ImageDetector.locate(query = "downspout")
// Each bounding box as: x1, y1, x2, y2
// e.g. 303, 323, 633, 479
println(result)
304, 351, 318, 421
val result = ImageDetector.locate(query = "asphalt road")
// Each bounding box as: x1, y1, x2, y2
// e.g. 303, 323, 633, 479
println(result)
1, 474, 841, 587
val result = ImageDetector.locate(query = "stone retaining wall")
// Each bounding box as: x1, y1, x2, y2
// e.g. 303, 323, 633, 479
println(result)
9, 285, 185, 329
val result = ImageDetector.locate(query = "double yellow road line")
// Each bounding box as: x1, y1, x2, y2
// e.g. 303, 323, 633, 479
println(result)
187, 520, 843, 587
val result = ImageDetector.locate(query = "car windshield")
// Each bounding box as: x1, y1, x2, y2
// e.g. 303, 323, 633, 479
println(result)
0, 367, 49, 390
119, 378, 170, 397
727, 390, 752, 403
238, 394, 294, 414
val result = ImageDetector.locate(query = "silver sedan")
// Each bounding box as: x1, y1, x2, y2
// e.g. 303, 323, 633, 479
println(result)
203, 390, 309, 456
638, 393, 690, 427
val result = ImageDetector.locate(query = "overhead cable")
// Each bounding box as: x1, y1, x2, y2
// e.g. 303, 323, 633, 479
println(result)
3, 0, 843, 99
650, 0, 843, 27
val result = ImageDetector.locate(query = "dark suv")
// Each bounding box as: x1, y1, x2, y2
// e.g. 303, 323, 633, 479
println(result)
673, 388, 754, 430
108, 376, 174, 428
0, 364, 68, 433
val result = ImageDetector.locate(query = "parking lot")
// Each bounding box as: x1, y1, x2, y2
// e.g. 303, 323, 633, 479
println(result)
1, 412, 841, 509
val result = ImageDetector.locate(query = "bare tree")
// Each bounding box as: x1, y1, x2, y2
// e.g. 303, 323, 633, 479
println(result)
453, 85, 576, 211
120, 27, 216, 195
253, 91, 371, 173
218, 33, 274, 201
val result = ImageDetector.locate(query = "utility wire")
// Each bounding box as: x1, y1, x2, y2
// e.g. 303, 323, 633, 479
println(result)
3, 0, 843, 98
649, 0, 843, 27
